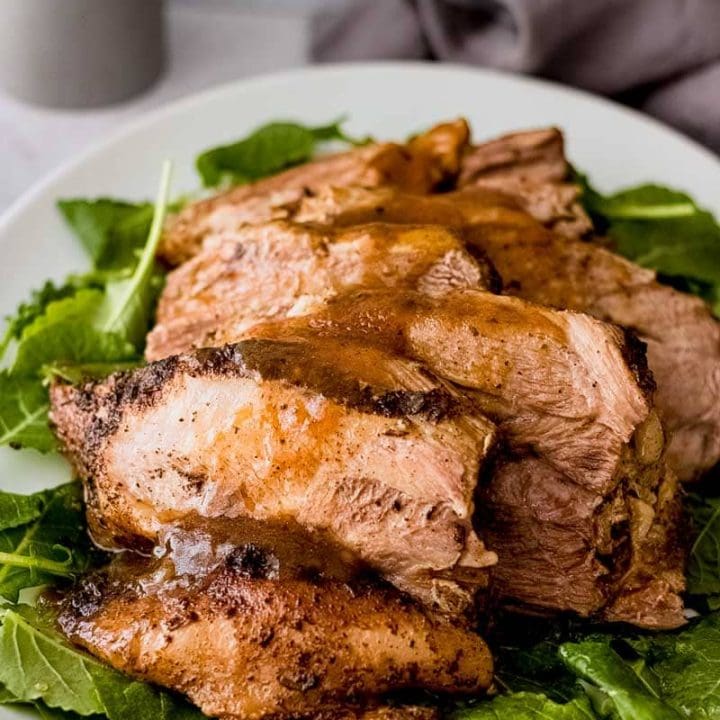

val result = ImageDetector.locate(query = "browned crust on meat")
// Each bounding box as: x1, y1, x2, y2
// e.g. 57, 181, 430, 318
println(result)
50, 339, 462, 479
619, 328, 657, 398
458, 127, 592, 238
58, 554, 491, 719
160, 119, 471, 266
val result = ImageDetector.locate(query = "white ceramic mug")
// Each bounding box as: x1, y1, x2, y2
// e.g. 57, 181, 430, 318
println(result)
0, 0, 166, 108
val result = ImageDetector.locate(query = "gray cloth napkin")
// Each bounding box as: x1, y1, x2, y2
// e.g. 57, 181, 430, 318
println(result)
312, 0, 720, 154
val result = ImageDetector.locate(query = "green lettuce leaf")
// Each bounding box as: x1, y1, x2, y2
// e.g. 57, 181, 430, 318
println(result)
577, 176, 720, 316
196, 119, 357, 187
0, 280, 90, 361
0, 490, 46, 531
0, 484, 95, 602
0, 373, 54, 452
451, 693, 595, 719
687, 494, 720, 597
0, 606, 203, 719
0, 164, 171, 453
560, 640, 680, 719
57, 199, 154, 271
627, 613, 720, 719
92, 162, 171, 348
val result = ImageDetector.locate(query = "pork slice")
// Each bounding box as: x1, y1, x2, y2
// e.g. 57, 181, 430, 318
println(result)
250, 289, 653, 493
293, 185, 538, 230
50, 336, 496, 614
147, 220, 499, 362
159, 119, 470, 265
457, 127, 592, 238
57, 552, 492, 720
289, 184, 720, 480
483, 455, 684, 628
245, 289, 685, 627
463, 222, 720, 481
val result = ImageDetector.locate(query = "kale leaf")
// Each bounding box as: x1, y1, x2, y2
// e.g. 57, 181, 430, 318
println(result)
577, 176, 720, 316
0, 373, 55, 452
57, 199, 154, 271
627, 612, 720, 719
196, 119, 359, 187
0, 163, 172, 453
687, 493, 720, 598
0, 484, 95, 602
451, 693, 595, 719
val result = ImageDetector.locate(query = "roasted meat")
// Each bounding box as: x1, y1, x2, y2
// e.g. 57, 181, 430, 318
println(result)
158, 123, 590, 267
457, 127, 592, 238
464, 223, 720, 481
159, 119, 470, 265
147, 221, 499, 362
289, 185, 720, 480
246, 289, 685, 627
50, 336, 497, 614
58, 550, 491, 720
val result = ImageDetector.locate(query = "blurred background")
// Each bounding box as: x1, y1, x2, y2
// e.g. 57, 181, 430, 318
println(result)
1, 0, 718, 211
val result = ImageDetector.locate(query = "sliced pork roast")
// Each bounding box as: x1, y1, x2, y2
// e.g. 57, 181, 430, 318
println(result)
58, 551, 491, 720
247, 290, 685, 628
158, 123, 588, 266
159, 119, 470, 266
290, 185, 720, 481
147, 220, 499, 362
50, 335, 497, 615
457, 127, 592, 238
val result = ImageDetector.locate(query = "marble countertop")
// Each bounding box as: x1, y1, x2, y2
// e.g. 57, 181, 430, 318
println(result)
0, 1, 325, 212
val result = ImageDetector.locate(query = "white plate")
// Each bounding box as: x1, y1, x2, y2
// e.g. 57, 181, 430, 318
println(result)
0, 61, 719, 718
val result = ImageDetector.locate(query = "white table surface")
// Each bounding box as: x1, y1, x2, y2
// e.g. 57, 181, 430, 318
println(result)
0, 0, 333, 212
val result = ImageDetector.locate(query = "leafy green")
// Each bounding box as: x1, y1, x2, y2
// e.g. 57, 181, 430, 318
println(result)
687, 494, 720, 597
560, 640, 680, 719
0, 685, 18, 703
196, 119, 358, 187
57, 199, 154, 271
494, 628, 581, 703
10, 290, 136, 377
0, 484, 95, 602
462, 609, 720, 719
627, 613, 720, 719
92, 162, 171, 348
0, 280, 91, 361
577, 177, 720, 316
32, 704, 88, 720
0, 373, 55, 452
0, 164, 171, 453
451, 693, 595, 719
0, 605, 202, 719
41, 362, 140, 386
0, 491, 46, 531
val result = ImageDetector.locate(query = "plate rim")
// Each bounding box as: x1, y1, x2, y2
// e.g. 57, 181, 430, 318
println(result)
2, 60, 718, 238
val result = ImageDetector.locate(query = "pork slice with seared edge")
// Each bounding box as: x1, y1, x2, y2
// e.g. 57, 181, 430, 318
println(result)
57, 549, 492, 720
50, 335, 496, 615
159, 119, 471, 265
245, 289, 685, 628
147, 220, 499, 362
290, 184, 720, 481
457, 126, 592, 238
